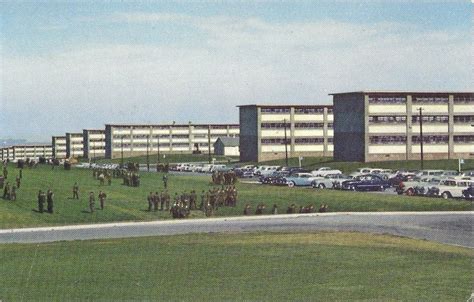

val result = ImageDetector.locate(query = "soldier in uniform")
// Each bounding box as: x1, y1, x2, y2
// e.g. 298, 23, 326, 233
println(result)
46, 189, 54, 213
19, 169, 22, 179
189, 190, 197, 210
15, 175, 21, 189
153, 192, 160, 211
287, 204, 296, 214
3, 182, 10, 199
255, 203, 265, 215
162, 174, 168, 189
89, 192, 95, 213
164, 190, 171, 211
243, 204, 251, 215
107, 174, 112, 186
73, 182, 79, 199
10, 185, 17, 201
99, 191, 107, 210
147, 192, 154, 211
199, 190, 206, 210
271, 204, 278, 215
3, 166, 8, 179
38, 190, 45, 213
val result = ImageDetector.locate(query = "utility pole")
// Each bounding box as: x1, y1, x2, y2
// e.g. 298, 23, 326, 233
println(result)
208, 125, 211, 164
120, 136, 124, 168
146, 135, 150, 172
157, 135, 160, 164
283, 119, 289, 167
418, 108, 424, 170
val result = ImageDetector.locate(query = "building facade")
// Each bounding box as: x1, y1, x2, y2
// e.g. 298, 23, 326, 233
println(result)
83, 129, 106, 159
214, 137, 240, 156
52, 136, 67, 159
331, 91, 474, 162
66, 133, 84, 158
105, 123, 239, 159
1, 145, 53, 161
239, 105, 334, 162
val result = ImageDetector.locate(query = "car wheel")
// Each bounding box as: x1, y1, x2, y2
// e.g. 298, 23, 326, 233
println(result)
379, 185, 385, 192
318, 183, 326, 189
350, 185, 356, 191
288, 181, 295, 188
311, 182, 317, 188
406, 188, 415, 196
441, 192, 451, 200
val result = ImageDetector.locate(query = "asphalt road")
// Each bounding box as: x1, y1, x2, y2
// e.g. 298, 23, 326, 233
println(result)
0, 212, 472, 247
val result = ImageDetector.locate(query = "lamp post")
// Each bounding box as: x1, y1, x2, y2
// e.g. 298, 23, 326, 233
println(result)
146, 135, 150, 172
418, 108, 424, 170
283, 119, 289, 167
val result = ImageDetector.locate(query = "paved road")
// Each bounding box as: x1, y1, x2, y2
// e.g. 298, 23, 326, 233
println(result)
0, 212, 472, 247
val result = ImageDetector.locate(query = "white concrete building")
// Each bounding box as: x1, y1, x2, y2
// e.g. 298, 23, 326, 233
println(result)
83, 129, 106, 159
52, 136, 67, 159
66, 133, 84, 158
1, 145, 53, 161
214, 137, 240, 156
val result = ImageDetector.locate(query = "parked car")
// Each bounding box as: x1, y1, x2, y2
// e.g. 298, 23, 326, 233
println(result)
427, 179, 474, 199
311, 167, 342, 177
349, 168, 373, 177
341, 174, 391, 192
462, 185, 474, 200
416, 170, 444, 178
389, 173, 417, 187
396, 177, 440, 196
311, 174, 352, 189
283, 173, 314, 187
260, 171, 289, 185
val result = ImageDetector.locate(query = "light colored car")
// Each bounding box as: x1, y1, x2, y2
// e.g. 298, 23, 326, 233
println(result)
349, 168, 373, 177
283, 173, 314, 187
210, 164, 228, 172
311, 167, 342, 177
428, 179, 474, 199
416, 170, 444, 178
260, 166, 281, 177
311, 174, 352, 189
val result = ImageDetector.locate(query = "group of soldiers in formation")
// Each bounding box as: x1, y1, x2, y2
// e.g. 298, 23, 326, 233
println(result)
244, 203, 329, 215
147, 184, 239, 219
2, 166, 22, 201
211, 170, 238, 185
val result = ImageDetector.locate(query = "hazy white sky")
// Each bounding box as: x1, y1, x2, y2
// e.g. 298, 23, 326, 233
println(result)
1, 2, 472, 141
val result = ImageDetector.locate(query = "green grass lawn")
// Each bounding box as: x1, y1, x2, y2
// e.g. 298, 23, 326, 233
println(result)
0, 163, 471, 229
0, 232, 471, 301
251, 157, 474, 174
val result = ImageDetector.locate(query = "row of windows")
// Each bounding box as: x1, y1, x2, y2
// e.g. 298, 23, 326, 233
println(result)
454, 135, 474, 143
369, 116, 407, 123
369, 136, 407, 144
412, 135, 448, 144
368, 96, 406, 104
261, 123, 334, 129
260, 138, 333, 145
454, 116, 474, 123
412, 115, 449, 123
261, 108, 290, 114
368, 135, 473, 144
261, 123, 291, 129
453, 96, 474, 103
412, 97, 448, 103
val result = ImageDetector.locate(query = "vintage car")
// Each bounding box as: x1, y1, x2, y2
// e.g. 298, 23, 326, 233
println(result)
311, 167, 342, 177
283, 173, 315, 187
427, 179, 474, 199
341, 174, 391, 192
396, 177, 440, 196
311, 174, 352, 189
462, 185, 474, 200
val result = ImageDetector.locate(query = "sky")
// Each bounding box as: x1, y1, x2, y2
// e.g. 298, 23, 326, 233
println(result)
0, 1, 472, 142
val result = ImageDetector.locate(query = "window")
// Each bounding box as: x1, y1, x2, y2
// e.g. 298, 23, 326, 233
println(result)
412, 96, 448, 104
328, 137, 334, 143
369, 136, 407, 144
294, 108, 324, 114
294, 123, 324, 129
412, 115, 448, 123
454, 136, 474, 143
261, 138, 290, 144
261, 108, 290, 114
295, 138, 324, 144
454, 116, 474, 123
369, 116, 407, 123
412, 135, 448, 144
453, 95, 474, 103
171, 135, 189, 139
172, 143, 189, 147
327, 123, 333, 128
132, 135, 149, 139
327, 108, 334, 113
210, 125, 227, 129
368, 96, 406, 104
261, 123, 291, 129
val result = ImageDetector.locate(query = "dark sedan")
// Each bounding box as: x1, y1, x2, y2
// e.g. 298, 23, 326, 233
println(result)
341, 174, 391, 192
462, 186, 474, 201
259, 171, 289, 185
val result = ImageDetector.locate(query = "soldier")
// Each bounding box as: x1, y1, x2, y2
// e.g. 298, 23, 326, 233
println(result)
73, 182, 79, 199
3, 182, 10, 199
271, 204, 278, 215
243, 204, 251, 215
89, 192, 95, 213
19, 168, 22, 179
287, 204, 296, 214
47, 189, 54, 213
107, 174, 112, 186
255, 203, 265, 215
204, 199, 213, 217
3, 166, 8, 179
10, 185, 17, 201
164, 190, 170, 211
199, 190, 206, 210
189, 190, 197, 210
162, 174, 168, 189
98, 191, 107, 210
38, 190, 45, 213
147, 192, 154, 211
16, 175, 21, 189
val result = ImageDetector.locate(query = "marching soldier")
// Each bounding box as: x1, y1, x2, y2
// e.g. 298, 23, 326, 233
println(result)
164, 190, 170, 211
189, 190, 197, 210
38, 190, 45, 213
99, 191, 107, 210
10, 185, 17, 201
19, 169, 22, 179
255, 203, 265, 215
153, 192, 160, 211
3, 166, 8, 179
147, 192, 154, 211
47, 189, 54, 213
3, 182, 10, 199
89, 192, 95, 213
199, 190, 206, 210
16, 175, 21, 189
73, 182, 79, 199
162, 174, 168, 189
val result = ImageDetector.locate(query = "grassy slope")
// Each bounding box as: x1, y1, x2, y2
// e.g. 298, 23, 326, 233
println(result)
0, 232, 472, 301
251, 157, 474, 174
0, 163, 471, 229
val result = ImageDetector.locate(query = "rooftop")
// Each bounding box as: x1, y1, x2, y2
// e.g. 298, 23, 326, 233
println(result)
237, 104, 333, 108
214, 137, 240, 147
329, 90, 474, 96
105, 123, 239, 127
